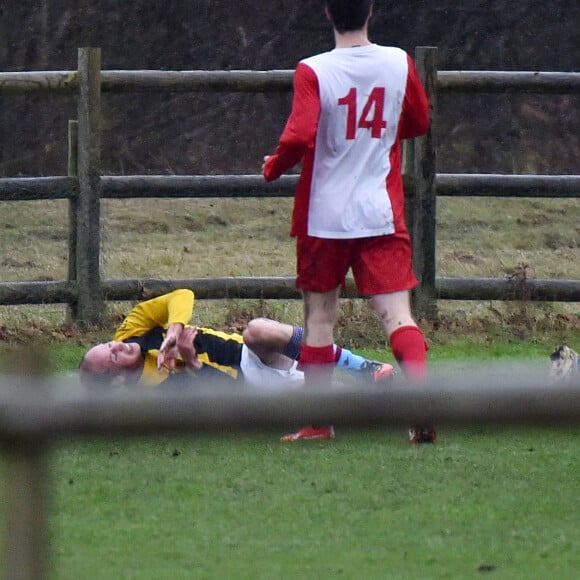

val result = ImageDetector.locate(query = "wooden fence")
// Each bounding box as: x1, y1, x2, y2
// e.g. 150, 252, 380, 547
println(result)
1, 47, 579, 323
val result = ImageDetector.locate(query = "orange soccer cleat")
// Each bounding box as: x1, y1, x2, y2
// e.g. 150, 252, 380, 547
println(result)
280, 425, 335, 442
360, 360, 395, 383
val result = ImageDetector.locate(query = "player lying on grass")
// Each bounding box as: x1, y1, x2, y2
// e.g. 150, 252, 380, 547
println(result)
79, 289, 393, 391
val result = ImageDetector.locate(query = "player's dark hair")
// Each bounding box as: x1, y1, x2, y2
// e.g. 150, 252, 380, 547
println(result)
326, 0, 373, 33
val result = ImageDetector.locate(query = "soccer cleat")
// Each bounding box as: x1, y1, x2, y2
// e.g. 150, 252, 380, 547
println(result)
280, 425, 335, 442
372, 362, 395, 383
360, 360, 395, 383
408, 425, 437, 444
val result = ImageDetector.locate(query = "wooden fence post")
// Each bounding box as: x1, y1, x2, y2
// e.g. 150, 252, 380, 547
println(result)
2, 351, 53, 580
2, 442, 51, 580
75, 47, 104, 324
66, 119, 79, 322
411, 46, 438, 320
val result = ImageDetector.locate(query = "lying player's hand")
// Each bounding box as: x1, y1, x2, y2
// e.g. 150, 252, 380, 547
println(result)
177, 326, 203, 370
157, 336, 177, 372
157, 322, 184, 372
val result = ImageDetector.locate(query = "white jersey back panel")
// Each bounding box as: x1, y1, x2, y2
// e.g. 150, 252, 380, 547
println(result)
301, 45, 408, 239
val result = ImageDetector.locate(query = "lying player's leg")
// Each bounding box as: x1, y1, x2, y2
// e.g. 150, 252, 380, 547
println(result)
242, 318, 296, 370
242, 317, 393, 380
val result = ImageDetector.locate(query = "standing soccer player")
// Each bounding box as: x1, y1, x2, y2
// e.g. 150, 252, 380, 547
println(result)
262, 0, 435, 443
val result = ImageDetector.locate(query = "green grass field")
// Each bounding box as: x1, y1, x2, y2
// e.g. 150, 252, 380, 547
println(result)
42, 426, 579, 579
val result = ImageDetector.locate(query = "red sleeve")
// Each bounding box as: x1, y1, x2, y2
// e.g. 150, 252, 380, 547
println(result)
263, 63, 320, 182
398, 54, 430, 139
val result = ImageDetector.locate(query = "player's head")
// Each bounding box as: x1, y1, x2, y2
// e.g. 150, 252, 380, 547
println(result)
325, 0, 373, 33
79, 341, 142, 389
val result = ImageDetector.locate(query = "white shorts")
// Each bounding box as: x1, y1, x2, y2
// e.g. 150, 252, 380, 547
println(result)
240, 345, 304, 391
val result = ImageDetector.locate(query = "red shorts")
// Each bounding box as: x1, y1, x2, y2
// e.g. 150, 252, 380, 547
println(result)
296, 233, 418, 295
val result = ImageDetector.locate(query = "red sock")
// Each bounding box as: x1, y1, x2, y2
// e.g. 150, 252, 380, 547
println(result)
298, 344, 335, 387
389, 326, 429, 381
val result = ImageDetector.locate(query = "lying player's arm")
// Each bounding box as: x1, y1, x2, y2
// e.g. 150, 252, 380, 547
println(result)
176, 326, 203, 370
113, 289, 195, 341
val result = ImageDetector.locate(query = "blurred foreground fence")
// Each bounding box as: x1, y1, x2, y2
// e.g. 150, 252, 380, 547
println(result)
1, 364, 579, 578
0, 47, 579, 322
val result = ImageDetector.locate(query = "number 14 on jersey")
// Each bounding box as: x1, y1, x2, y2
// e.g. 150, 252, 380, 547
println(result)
338, 87, 387, 139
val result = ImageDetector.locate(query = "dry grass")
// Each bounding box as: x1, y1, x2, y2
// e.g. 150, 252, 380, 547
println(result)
0, 195, 578, 347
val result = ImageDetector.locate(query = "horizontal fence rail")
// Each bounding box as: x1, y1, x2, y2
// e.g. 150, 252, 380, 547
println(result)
0, 368, 579, 440
0, 176, 76, 201
437, 70, 580, 93
0, 276, 578, 305
435, 174, 580, 198
2, 70, 580, 95
1, 173, 580, 202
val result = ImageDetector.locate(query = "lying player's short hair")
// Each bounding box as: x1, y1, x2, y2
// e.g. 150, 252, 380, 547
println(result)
78, 354, 122, 390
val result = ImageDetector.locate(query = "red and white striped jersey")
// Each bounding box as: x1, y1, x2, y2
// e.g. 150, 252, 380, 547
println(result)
264, 44, 429, 239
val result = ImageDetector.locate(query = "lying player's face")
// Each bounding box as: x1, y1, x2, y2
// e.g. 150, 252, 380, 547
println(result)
89, 341, 142, 373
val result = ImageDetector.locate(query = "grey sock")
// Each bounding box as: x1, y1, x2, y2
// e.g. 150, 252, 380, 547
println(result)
283, 326, 304, 360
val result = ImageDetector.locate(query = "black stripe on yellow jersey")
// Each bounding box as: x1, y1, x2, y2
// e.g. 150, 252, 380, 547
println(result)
123, 325, 244, 387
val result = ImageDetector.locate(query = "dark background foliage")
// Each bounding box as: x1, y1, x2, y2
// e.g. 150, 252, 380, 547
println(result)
0, 0, 578, 177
